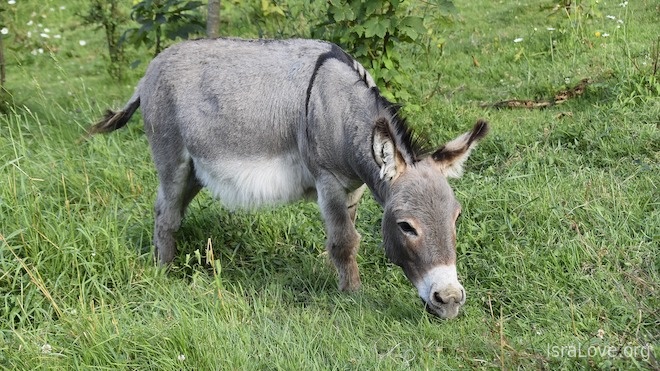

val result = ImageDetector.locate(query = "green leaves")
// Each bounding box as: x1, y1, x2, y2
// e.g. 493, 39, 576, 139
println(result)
399, 16, 426, 41
315, 0, 456, 103
80, 0, 127, 81
434, 0, 458, 14
327, 2, 355, 22
362, 16, 389, 38
121, 0, 205, 57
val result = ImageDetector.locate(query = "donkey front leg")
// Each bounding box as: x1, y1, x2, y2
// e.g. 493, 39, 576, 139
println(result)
317, 175, 363, 292
347, 185, 366, 224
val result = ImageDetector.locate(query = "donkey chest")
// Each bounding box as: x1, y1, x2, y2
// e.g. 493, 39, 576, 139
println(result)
192, 152, 317, 209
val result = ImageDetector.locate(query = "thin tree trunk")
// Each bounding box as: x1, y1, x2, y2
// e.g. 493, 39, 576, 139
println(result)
155, 26, 162, 56
0, 35, 5, 88
207, 0, 220, 38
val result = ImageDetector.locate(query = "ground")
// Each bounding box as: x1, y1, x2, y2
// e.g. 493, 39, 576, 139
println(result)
0, 0, 657, 369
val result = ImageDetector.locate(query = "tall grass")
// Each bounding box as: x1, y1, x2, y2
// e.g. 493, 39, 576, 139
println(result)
1, 0, 658, 369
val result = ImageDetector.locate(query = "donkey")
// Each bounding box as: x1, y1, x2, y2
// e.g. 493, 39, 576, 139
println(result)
89, 38, 488, 319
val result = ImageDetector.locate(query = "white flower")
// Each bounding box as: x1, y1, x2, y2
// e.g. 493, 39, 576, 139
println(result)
27, 31, 32, 37
43, 28, 50, 33
40, 33, 49, 38
31, 49, 38, 55
8, 0, 16, 5
38, 48, 43, 54
54, 34, 61, 39
602, 33, 610, 37
59, 6, 65, 10
606, 15, 616, 20
547, 27, 556, 31
513, 37, 524, 43
41, 344, 52, 354
617, 19, 624, 24
27, 20, 33, 26
79, 40, 87, 46
177, 354, 186, 361
619, 1, 628, 7
1, 28, 8, 35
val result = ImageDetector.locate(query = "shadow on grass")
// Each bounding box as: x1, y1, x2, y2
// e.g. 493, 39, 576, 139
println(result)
120, 195, 431, 322
125, 198, 331, 284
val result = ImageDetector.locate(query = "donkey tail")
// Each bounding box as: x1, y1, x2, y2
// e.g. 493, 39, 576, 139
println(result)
87, 88, 141, 136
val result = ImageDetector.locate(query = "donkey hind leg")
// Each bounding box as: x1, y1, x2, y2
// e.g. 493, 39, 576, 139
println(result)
153, 157, 202, 264
317, 174, 363, 292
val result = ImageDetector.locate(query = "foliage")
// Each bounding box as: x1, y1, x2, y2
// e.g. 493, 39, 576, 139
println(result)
221, 0, 320, 39
0, 6, 6, 88
0, 3, 15, 105
81, 0, 127, 81
121, 0, 205, 58
616, 37, 660, 106
313, 0, 456, 102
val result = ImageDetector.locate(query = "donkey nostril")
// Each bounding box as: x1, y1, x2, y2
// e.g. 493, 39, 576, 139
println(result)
433, 291, 446, 305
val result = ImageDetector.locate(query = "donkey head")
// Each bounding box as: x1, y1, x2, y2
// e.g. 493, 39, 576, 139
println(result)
373, 119, 488, 319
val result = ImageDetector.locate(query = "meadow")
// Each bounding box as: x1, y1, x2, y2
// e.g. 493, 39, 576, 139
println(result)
1, 0, 658, 369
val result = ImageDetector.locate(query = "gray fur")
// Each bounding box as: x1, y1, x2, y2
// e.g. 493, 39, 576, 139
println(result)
90, 38, 488, 319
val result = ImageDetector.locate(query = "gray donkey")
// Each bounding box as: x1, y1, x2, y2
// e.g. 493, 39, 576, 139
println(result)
89, 38, 488, 319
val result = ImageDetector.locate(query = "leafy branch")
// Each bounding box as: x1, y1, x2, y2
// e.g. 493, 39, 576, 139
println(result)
121, 0, 205, 58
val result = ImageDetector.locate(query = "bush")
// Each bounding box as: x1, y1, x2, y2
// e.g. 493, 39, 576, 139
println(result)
313, 0, 456, 102
81, 0, 128, 81
121, 0, 206, 58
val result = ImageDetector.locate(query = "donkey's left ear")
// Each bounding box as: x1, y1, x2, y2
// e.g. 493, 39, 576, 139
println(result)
432, 119, 489, 178
373, 117, 406, 183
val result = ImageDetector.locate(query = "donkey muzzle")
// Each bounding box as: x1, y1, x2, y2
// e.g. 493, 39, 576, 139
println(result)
416, 265, 466, 319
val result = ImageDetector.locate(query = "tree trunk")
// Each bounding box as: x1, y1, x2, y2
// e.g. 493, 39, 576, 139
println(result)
207, 0, 220, 38
0, 35, 5, 88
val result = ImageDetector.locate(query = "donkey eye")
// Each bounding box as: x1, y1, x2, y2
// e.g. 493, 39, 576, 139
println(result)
397, 221, 418, 237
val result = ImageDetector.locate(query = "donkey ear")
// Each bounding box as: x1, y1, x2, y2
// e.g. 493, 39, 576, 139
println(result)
372, 118, 406, 183
432, 119, 489, 178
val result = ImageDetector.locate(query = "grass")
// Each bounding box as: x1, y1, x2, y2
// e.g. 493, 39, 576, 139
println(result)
1, 0, 658, 369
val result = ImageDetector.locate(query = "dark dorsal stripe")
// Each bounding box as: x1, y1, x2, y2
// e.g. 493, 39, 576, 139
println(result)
372, 91, 432, 163
305, 43, 429, 164
305, 44, 358, 117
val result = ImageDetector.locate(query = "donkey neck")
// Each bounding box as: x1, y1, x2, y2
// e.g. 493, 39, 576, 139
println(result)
350, 128, 391, 206
345, 105, 405, 207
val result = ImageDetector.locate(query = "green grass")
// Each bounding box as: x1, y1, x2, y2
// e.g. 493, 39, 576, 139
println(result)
1, 0, 658, 369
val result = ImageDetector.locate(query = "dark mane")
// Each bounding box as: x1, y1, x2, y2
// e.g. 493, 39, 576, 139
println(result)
305, 43, 372, 117
303, 43, 431, 162
373, 89, 432, 162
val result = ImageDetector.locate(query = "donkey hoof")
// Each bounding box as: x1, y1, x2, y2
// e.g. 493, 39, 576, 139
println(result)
339, 277, 362, 292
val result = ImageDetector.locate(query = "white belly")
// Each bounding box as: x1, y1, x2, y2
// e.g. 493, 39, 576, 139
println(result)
193, 152, 317, 209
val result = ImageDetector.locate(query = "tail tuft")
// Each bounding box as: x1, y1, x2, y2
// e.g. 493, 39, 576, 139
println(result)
88, 109, 130, 135
84, 96, 140, 140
